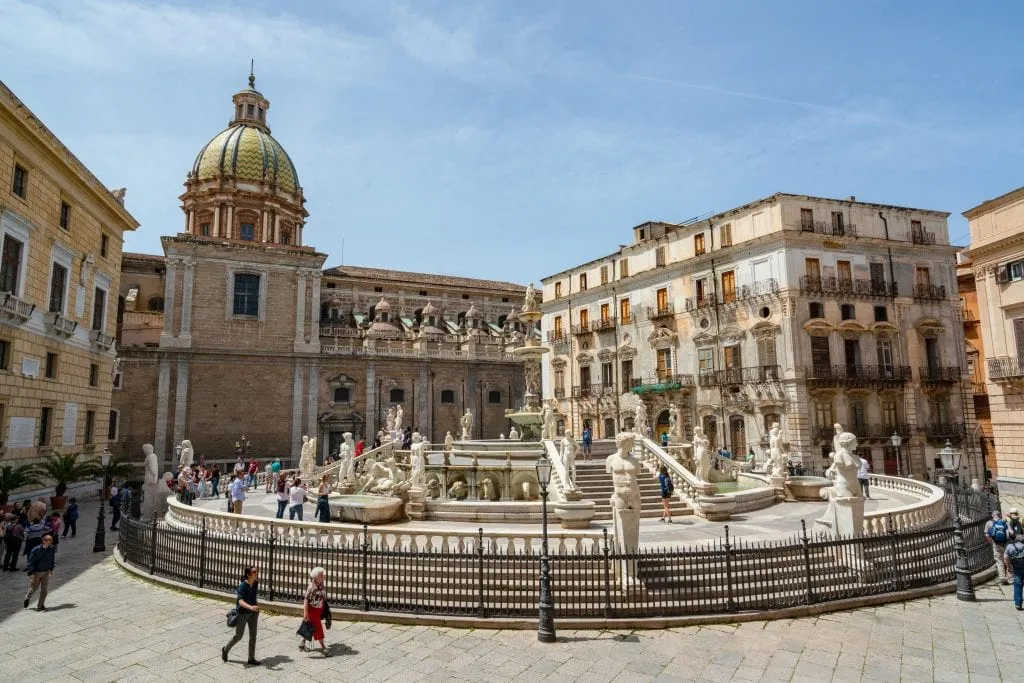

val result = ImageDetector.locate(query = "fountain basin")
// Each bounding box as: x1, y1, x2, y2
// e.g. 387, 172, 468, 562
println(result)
786, 476, 832, 502
328, 494, 405, 524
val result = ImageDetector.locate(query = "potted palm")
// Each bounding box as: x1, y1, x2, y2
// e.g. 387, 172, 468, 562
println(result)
94, 452, 139, 499
0, 464, 42, 511
36, 451, 99, 512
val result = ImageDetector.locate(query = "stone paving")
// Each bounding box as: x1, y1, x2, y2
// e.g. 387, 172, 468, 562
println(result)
2, 498, 1021, 682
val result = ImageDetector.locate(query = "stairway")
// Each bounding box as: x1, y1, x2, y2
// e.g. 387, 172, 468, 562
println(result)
573, 460, 692, 521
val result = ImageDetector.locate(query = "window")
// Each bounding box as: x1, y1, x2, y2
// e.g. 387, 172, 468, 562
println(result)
488, 390, 501, 404
1007, 259, 1024, 282
148, 296, 165, 312
694, 233, 706, 255
639, 228, 646, 239
108, 410, 119, 441
805, 258, 820, 280
579, 273, 588, 291
112, 369, 123, 389
462, 294, 469, 300
100, 234, 109, 258
656, 348, 672, 380
553, 316, 563, 337
915, 266, 931, 287
374, 286, 383, 293
723, 344, 740, 370
232, 273, 260, 317
831, 211, 845, 233
200, 222, 211, 236
837, 260, 852, 284
800, 208, 814, 230
84, 410, 95, 445
931, 398, 950, 425
874, 306, 888, 323
877, 339, 893, 370
333, 387, 351, 403
695, 278, 707, 305
39, 407, 52, 446
621, 359, 633, 384
554, 282, 562, 298
59, 200, 71, 231
600, 265, 609, 284
882, 400, 898, 428
810, 336, 831, 367
440, 389, 455, 404
843, 338, 861, 367
0, 234, 24, 293
757, 336, 777, 368
0, 338, 10, 370
45, 352, 58, 379
721, 271, 736, 304
850, 399, 867, 432
655, 246, 666, 266
601, 362, 613, 387
656, 287, 668, 312
619, 259, 629, 277
720, 224, 732, 247
600, 303, 610, 322
579, 309, 589, 327
389, 388, 405, 403
92, 286, 107, 331
619, 299, 631, 324
814, 400, 834, 429
579, 366, 592, 386
89, 363, 98, 387
11, 163, 27, 198
698, 347, 714, 372
911, 219, 922, 235
554, 369, 565, 393
48, 262, 68, 313
279, 229, 292, 245
240, 222, 255, 241
840, 303, 855, 321
809, 302, 824, 319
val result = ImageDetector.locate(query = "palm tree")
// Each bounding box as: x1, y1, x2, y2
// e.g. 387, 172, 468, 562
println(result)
93, 453, 139, 497
0, 464, 42, 506
35, 452, 100, 498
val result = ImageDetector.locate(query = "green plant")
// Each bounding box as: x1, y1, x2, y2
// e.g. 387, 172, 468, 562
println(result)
0, 464, 42, 505
94, 454, 139, 491
35, 452, 99, 498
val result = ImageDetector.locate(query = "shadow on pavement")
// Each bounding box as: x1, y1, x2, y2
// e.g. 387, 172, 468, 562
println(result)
41, 602, 76, 611
257, 654, 294, 670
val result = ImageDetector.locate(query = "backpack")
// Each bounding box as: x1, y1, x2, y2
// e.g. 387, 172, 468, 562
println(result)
1008, 542, 1024, 570
989, 519, 1009, 544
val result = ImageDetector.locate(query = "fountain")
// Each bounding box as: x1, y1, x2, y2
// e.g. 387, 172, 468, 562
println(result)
505, 283, 550, 439
327, 494, 405, 524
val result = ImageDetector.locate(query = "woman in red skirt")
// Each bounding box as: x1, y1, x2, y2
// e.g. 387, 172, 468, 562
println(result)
299, 566, 330, 655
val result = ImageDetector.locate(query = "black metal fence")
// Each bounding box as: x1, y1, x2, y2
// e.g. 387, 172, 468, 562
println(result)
117, 489, 996, 620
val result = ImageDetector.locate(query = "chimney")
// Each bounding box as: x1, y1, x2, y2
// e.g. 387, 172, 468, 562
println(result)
849, 195, 856, 202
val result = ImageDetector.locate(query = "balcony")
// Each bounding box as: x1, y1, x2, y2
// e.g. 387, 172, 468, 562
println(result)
698, 365, 781, 387
89, 329, 116, 350
646, 304, 675, 320
571, 323, 592, 337
805, 364, 911, 388
919, 366, 961, 385
631, 374, 695, 394
988, 356, 1024, 382
812, 425, 836, 441
0, 292, 35, 324
923, 422, 965, 442
913, 284, 947, 301
546, 331, 566, 344
48, 312, 78, 338
627, 377, 643, 390
593, 317, 617, 332
320, 326, 361, 338
801, 220, 857, 238
554, 387, 566, 399
911, 228, 936, 245
684, 295, 718, 313
799, 276, 898, 299
853, 423, 912, 441
571, 384, 615, 399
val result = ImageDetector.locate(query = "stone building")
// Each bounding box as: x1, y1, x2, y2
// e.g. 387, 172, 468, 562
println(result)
112, 75, 525, 468
964, 187, 1024, 505
0, 80, 138, 463
956, 251, 995, 478
540, 193, 978, 480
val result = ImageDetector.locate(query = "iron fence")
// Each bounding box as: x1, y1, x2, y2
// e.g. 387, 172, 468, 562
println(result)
118, 489, 995, 620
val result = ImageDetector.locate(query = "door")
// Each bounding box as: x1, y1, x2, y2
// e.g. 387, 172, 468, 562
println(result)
702, 415, 718, 450
729, 416, 745, 457
603, 417, 616, 438
329, 431, 344, 458
877, 339, 894, 376
579, 366, 591, 393
721, 271, 736, 304
805, 258, 821, 282
811, 336, 831, 375
837, 260, 852, 286
844, 339, 861, 375
656, 348, 672, 381
656, 410, 670, 443
600, 303, 610, 322
601, 362, 613, 388
579, 309, 589, 328
925, 337, 940, 374
870, 262, 885, 288
656, 287, 668, 312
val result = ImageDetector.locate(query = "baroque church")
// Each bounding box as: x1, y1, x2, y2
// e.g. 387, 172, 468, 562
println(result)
112, 74, 526, 468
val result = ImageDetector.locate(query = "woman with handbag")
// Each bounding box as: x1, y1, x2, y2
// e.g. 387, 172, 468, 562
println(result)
298, 566, 330, 655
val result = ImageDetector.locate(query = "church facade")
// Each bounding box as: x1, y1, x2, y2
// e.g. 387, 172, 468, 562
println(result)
112, 75, 525, 469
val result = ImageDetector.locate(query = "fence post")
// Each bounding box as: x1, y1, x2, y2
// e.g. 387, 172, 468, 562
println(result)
951, 485, 977, 601
267, 535, 277, 602
800, 520, 815, 605
886, 513, 901, 591
198, 516, 207, 589
602, 528, 612, 619
723, 525, 736, 612
148, 517, 158, 575
361, 523, 370, 611
477, 528, 486, 618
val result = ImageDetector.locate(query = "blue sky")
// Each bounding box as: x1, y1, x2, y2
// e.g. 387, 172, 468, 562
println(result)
2, 1, 1022, 284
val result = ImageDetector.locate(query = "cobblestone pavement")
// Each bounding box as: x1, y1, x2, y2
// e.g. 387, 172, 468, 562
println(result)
2, 499, 1021, 682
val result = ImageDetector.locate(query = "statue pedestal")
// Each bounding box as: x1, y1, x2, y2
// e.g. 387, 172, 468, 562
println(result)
555, 497, 595, 529
833, 495, 865, 539
143, 483, 163, 519
697, 494, 736, 521
406, 487, 426, 520
337, 481, 355, 495
769, 474, 789, 501
612, 507, 641, 587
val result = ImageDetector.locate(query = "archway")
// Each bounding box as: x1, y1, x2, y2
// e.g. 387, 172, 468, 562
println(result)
655, 410, 670, 444
702, 415, 718, 450
603, 417, 616, 439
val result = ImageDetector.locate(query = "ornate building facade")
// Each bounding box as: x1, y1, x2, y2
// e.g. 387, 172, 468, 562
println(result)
112, 75, 525, 468
0, 80, 138, 463
540, 193, 978, 480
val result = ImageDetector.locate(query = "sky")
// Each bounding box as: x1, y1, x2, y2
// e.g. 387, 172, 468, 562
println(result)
2, 1, 1022, 285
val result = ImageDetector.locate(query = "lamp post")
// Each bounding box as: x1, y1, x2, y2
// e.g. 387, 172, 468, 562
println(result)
890, 431, 903, 477
92, 449, 112, 553
939, 440, 976, 601
535, 454, 556, 643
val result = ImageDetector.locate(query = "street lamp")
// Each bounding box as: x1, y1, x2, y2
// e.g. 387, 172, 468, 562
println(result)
92, 449, 112, 553
938, 440, 975, 602
890, 431, 903, 477
535, 454, 555, 643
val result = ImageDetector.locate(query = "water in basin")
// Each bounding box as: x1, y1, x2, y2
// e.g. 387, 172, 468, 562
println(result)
713, 479, 760, 494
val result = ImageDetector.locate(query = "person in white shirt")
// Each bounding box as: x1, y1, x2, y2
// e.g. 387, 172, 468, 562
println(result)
857, 457, 871, 499
288, 478, 307, 521
229, 476, 246, 514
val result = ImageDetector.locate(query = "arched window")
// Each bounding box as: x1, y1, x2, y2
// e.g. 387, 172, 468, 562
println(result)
488, 390, 501, 404
440, 389, 455, 404
333, 387, 351, 403
147, 296, 165, 312
389, 388, 405, 403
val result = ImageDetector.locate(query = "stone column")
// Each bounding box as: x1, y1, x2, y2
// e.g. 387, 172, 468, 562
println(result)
309, 271, 322, 348
225, 205, 233, 238
178, 258, 195, 345
419, 364, 430, 439
306, 361, 319, 451
294, 269, 308, 350
160, 258, 178, 345
262, 209, 270, 242
171, 358, 189, 447
274, 214, 281, 243
154, 359, 172, 469
291, 361, 305, 462
212, 204, 221, 238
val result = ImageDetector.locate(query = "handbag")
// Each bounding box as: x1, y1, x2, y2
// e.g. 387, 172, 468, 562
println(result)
226, 608, 239, 628
323, 600, 332, 630
297, 619, 315, 640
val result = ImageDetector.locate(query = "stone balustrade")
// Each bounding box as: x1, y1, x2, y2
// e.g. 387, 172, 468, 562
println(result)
862, 474, 947, 535
634, 437, 710, 508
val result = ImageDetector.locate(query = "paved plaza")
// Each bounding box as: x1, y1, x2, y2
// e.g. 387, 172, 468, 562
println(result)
0, 499, 1021, 682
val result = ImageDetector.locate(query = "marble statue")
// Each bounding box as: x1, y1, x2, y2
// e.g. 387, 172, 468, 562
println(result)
448, 479, 469, 500
394, 405, 404, 433
561, 432, 580, 488
541, 399, 558, 440
509, 426, 520, 441
143, 443, 159, 485
606, 432, 643, 570
816, 430, 866, 536
832, 423, 843, 456
692, 426, 711, 482
499, 433, 506, 440
410, 434, 427, 487
299, 435, 317, 478
768, 422, 785, 476
522, 281, 538, 312
338, 432, 355, 482
178, 440, 194, 470
829, 432, 863, 499
359, 457, 408, 495
426, 478, 442, 499
142, 443, 160, 519
460, 408, 474, 441
668, 404, 679, 440
633, 403, 649, 438
386, 407, 396, 434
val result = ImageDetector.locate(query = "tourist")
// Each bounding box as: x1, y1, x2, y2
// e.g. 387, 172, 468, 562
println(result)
275, 475, 289, 519
229, 473, 247, 515
233, 457, 244, 478
23, 514, 47, 561
62, 498, 79, 539
315, 474, 331, 523
581, 426, 592, 461
210, 466, 221, 499
270, 458, 282, 492
986, 511, 1012, 584
288, 477, 307, 521
298, 566, 331, 656
226, 473, 235, 512
247, 459, 259, 488
858, 457, 871, 499
2, 513, 25, 571
658, 465, 674, 523
402, 427, 412, 450
1005, 535, 1024, 610
44, 512, 62, 547
222, 565, 261, 665
23, 533, 56, 611
660, 431, 669, 448
355, 437, 365, 459
110, 482, 123, 530
264, 462, 273, 493
1009, 508, 1023, 539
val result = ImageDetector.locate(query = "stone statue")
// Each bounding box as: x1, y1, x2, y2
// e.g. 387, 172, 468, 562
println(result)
394, 405, 404, 433
829, 432, 863, 499
692, 426, 711, 482
448, 479, 469, 500
633, 403, 649, 438
460, 409, 474, 441
541, 399, 558, 440
768, 422, 785, 477
832, 423, 843, 456
360, 457, 408, 495
509, 426, 520, 441
410, 434, 427, 487
522, 281, 538, 313
426, 478, 441, 499
817, 431, 865, 536
561, 432, 580, 488
668, 404, 679, 440
386, 407, 396, 434
178, 440, 194, 470
338, 432, 355, 482
143, 443, 158, 485
299, 435, 317, 478
606, 431, 643, 567
142, 443, 161, 519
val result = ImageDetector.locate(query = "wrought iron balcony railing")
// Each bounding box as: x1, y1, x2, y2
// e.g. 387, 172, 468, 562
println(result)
571, 384, 616, 399
923, 422, 965, 441
554, 387, 566, 399
801, 220, 857, 237
90, 329, 116, 350
684, 295, 719, 312
0, 292, 35, 323
805, 364, 912, 386
913, 284, 947, 301
646, 304, 675, 320
632, 374, 695, 393
697, 365, 781, 387
911, 228, 936, 245
853, 423, 912, 441
919, 366, 961, 384
546, 330, 567, 343
594, 317, 617, 332
987, 356, 1024, 381
571, 323, 592, 336
799, 276, 897, 298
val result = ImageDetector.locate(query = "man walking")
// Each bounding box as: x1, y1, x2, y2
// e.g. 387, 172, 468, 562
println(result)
581, 425, 592, 462
229, 474, 246, 515
1005, 535, 1024, 610
857, 457, 871, 499
988, 511, 1012, 584
24, 533, 56, 611
223, 566, 261, 665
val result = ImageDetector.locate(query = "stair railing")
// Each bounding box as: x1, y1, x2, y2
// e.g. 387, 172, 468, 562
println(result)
541, 439, 568, 502
633, 436, 710, 508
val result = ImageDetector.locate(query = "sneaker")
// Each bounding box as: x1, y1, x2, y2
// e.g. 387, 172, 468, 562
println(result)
221, 647, 228, 663
667, 519, 674, 524
23, 598, 29, 608
246, 659, 261, 666
36, 606, 45, 611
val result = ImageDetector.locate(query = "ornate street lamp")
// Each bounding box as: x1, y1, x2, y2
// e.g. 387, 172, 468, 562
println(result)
890, 431, 903, 477
535, 454, 556, 643
92, 449, 112, 553
938, 440, 976, 601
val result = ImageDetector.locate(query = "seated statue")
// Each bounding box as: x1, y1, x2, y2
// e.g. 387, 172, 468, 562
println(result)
448, 480, 469, 500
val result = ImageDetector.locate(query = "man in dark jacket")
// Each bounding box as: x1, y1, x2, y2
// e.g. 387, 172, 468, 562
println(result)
24, 533, 56, 611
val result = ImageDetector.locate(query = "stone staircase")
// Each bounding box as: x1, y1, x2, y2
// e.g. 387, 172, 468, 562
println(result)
573, 460, 692, 521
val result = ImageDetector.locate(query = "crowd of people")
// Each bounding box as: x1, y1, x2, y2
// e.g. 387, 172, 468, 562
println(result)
985, 507, 1024, 610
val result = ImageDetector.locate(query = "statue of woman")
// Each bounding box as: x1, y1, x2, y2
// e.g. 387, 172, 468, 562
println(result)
299, 435, 316, 478
668, 404, 679, 440
692, 426, 711, 482
178, 440, 194, 470
410, 434, 427, 487
386, 407, 396, 434
522, 282, 538, 312
830, 432, 863, 498
768, 422, 784, 476
605, 431, 642, 511
542, 400, 558, 440
394, 405, 404, 433
460, 409, 474, 440
633, 403, 649, 437
560, 432, 580, 488
143, 443, 159, 485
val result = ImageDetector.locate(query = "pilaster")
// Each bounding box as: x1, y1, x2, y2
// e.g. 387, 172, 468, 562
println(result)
159, 257, 179, 346
178, 257, 195, 346
292, 360, 305, 460
154, 358, 172, 468
172, 357, 189, 447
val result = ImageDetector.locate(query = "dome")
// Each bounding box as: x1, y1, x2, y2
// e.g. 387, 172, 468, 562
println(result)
191, 125, 299, 194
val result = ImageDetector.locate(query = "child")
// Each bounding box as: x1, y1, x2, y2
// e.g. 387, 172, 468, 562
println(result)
45, 512, 62, 546
62, 498, 79, 538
